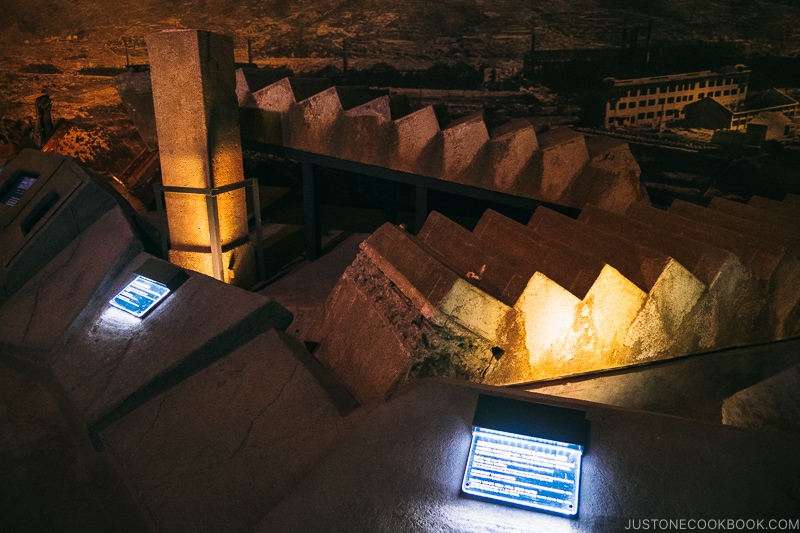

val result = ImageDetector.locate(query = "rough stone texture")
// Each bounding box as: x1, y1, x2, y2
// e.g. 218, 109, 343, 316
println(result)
314, 251, 498, 405
336, 96, 396, 167
561, 136, 642, 214
256, 379, 800, 533
0, 151, 119, 302
473, 209, 604, 300
748, 195, 800, 219
667, 199, 800, 338
0, 207, 141, 360
722, 362, 800, 434
528, 337, 800, 423
439, 111, 489, 182
315, 224, 512, 403
579, 204, 765, 349
49, 252, 292, 428
147, 30, 254, 286
100, 329, 368, 533
534, 127, 589, 202
480, 119, 539, 195
417, 210, 524, 306
391, 105, 442, 175
283, 87, 343, 155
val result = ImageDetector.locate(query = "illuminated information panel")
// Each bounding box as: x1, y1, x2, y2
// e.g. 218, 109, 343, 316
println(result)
462, 394, 589, 516
462, 427, 583, 515
109, 275, 171, 318
1, 173, 37, 207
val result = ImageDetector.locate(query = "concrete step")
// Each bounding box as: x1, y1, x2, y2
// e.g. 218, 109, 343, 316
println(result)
470, 208, 647, 384
528, 207, 706, 364
708, 197, 799, 238
625, 202, 800, 339
626, 202, 785, 282
477, 119, 540, 197
561, 136, 643, 214
472, 208, 604, 301
528, 206, 667, 293
439, 111, 490, 183
722, 361, 800, 435
534, 127, 589, 202
748, 195, 800, 219
579, 204, 766, 348
392, 105, 443, 175
669, 199, 800, 252
417, 210, 524, 306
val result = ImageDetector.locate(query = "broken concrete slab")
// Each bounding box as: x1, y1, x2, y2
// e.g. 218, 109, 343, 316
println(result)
100, 329, 367, 533
0, 207, 141, 360
256, 379, 800, 533
748, 195, 800, 219
49, 252, 292, 429
315, 223, 510, 403
527, 337, 800, 423
722, 361, 800, 435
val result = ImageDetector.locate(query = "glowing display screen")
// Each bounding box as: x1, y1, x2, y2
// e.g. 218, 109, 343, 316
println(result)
109, 275, 171, 318
462, 427, 583, 516
1, 173, 37, 207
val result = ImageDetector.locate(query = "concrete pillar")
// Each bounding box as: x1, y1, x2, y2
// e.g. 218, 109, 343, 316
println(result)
147, 29, 254, 287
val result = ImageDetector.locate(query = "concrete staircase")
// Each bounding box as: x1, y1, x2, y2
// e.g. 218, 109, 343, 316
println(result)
315, 196, 800, 401
236, 71, 645, 213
